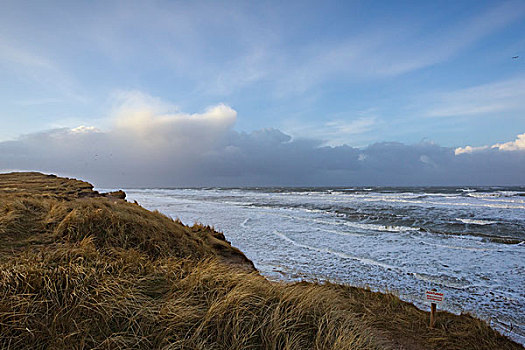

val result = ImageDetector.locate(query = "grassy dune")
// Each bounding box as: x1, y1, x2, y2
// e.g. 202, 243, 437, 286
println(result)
0, 172, 521, 349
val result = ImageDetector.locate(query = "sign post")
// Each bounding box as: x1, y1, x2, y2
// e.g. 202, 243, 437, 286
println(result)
425, 289, 444, 328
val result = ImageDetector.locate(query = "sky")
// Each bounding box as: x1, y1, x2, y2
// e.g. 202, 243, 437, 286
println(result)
0, 0, 524, 187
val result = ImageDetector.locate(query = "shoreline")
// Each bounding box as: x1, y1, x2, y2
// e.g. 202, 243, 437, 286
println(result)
122, 185, 525, 346
1, 172, 522, 349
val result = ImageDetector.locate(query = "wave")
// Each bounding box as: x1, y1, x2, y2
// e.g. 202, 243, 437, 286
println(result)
342, 221, 420, 233
165, 188, 525, 211
361, 197, 524, 209
282, 214, 420, 233
458, 188, 477, 193
456, 218, 497, 225
467, 191, 523, 199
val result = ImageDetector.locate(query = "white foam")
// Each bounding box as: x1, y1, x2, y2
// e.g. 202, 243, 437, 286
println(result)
281, 214, 419, 233
456, 218, 497, 225
421, 241, 492, 252
343, 221, 420, 233
363, 196, 525, 209
459, 188, 476, 193
241, 218, 250, 227
412, 272, 472, 289
467, 191, 521, 198
314, 227, 365, 237
272, 230, 401, 271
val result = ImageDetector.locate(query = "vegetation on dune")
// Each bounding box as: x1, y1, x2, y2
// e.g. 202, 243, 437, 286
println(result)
0, 172, 522, 349
0, 245, 373, 349
0, 172, 253, 268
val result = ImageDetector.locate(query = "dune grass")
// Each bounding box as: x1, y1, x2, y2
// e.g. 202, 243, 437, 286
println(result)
0, 243, 374, 349
0, 172, 522, 349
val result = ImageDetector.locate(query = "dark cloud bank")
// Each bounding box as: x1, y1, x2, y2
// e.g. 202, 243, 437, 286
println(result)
1, 126, 524, 188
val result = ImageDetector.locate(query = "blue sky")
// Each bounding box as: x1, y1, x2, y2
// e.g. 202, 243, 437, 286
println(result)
1, 0, 524, 146
1, 0, 524, 186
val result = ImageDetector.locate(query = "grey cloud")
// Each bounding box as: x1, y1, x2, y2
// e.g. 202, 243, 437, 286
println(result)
1, 124, 524, 187
1, 93, 523, 187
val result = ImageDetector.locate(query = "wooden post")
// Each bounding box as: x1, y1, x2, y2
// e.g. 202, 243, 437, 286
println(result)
429, 288, 437, 328
430, 302, 436, 328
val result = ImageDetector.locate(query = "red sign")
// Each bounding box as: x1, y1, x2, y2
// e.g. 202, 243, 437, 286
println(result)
425, 290, 444, 304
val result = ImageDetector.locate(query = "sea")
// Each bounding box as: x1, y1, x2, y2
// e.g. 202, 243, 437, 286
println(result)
112, 186, 525, 344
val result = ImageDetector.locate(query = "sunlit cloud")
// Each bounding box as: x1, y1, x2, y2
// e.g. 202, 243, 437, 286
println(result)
494, 133, 525, 151
454, 145, 489, 155
456, 133, 525, 154
110, 91, 236, 152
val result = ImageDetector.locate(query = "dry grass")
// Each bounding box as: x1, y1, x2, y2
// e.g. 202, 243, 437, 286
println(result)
0, 173, 253, 268
0, 242, 374, 349
0, 172, 95, 199
0, 172, 522, 349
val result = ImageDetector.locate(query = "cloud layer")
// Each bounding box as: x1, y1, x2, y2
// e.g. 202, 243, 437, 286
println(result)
1, 94, 524, 187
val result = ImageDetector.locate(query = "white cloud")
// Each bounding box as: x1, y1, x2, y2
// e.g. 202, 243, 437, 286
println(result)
2, 1, 523, 104
455, 133, 525, 155
283, 116, 378, 147
324, 118, 377, 135
54, 0, 523, 98
274, 2, 525, 96
0, 38, 85, 102
492, 133, 525, 151
320, 117, 378, 146
13, 98, 63, 106
0, 41, 55, 69
426, 77, 525, 118
454, 145, 489, 155
412, 1, 525, 70
70, 126, 101, 134
111, 91, 236, 152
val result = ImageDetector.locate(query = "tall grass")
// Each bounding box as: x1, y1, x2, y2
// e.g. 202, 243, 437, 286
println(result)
0, 241, 374, 349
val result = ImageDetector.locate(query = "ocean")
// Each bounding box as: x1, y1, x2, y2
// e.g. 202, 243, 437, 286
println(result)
117, 186, 525, 343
